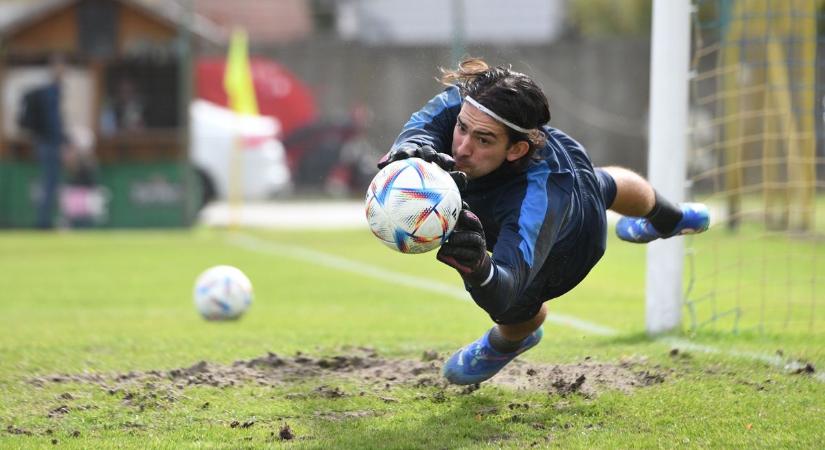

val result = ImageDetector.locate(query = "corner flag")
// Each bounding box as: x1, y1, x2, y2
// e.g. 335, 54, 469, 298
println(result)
224, 29, 258, 115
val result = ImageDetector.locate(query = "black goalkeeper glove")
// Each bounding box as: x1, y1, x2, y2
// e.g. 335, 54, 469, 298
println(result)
377, 144, 455, 172
436, 205, 493, 287
377, 144, 467, 191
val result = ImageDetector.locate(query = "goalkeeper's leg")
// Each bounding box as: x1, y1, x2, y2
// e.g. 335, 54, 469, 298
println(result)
599, 166, 709, 243
442, 305, 546, 385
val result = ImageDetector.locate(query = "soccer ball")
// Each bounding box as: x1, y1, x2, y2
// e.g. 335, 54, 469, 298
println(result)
365, 157, 462, 253
193, 265, 253, 320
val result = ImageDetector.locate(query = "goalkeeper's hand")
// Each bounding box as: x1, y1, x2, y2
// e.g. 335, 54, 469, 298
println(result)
377, 144, 455, 171
437, 205, 493, 287
377, 144, 467, 190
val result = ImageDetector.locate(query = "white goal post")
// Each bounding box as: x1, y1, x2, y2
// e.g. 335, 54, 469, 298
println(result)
645, 0, 691, 335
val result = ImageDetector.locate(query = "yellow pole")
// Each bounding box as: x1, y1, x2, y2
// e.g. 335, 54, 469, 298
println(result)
762, 50, 784, 230
721, 1, 744, 230
223, 29, 259, 230
766, 38, 796, 230
794, 0, 816, 231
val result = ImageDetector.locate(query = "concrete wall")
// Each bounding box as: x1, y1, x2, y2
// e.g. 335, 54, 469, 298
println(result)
266, 37, 651, 174
336, 0, 565, 45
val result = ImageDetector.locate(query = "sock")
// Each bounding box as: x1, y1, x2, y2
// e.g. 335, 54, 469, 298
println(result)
644, 190, 683, 234
488, 326, 525, 353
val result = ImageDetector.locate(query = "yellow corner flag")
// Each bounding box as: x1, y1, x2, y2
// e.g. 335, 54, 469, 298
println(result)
224, 29, 258, 115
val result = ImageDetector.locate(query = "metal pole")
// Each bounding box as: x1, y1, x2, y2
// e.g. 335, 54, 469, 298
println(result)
178, 0, 195, 226
451, 0, 465, 66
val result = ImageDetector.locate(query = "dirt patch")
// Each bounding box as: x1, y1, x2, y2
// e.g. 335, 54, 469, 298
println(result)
28, 348, 666, 398
278, 423, 294, 440
492, 358, 667, 397
6, 425, 33, 436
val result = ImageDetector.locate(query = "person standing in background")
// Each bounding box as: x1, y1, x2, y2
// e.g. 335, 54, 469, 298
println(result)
21, 54, 68, 229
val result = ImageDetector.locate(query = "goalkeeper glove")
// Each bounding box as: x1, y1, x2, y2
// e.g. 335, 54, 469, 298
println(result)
377, 144, 455, 171
377, 144, 467, 191
436, 205, 493, 287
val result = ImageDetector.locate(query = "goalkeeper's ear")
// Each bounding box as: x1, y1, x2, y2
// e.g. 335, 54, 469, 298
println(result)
505, 140, 530, 162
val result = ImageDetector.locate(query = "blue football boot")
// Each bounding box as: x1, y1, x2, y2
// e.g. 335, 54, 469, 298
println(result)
616, 203, 710, 244
442, 327, 543, 385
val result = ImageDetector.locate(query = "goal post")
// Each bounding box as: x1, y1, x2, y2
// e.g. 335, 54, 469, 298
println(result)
645, 0, 692, 335
647, 0, 824, 336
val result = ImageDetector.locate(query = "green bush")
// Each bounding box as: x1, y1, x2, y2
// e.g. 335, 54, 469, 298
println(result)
567, 0, 652, 37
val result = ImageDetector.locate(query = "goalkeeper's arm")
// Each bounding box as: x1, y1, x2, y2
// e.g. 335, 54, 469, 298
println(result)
380, 86, 462, 168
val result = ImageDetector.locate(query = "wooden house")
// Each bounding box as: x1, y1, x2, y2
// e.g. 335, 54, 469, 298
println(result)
0, 0, 223, 227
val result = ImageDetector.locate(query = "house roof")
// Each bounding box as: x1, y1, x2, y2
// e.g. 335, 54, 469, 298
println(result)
0, 0, 226, 46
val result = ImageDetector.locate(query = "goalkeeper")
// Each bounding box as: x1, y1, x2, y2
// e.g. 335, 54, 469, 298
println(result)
378, 58, 710, 385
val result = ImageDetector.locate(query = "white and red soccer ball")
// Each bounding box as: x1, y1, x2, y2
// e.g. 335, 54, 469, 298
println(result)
193, 265, 253, 320
365, 158, 462, 254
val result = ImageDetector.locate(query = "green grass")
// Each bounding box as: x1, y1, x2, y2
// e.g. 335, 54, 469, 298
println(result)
684, 224, 825, 336
1, 227, 824, 448
687, 194, 825, 335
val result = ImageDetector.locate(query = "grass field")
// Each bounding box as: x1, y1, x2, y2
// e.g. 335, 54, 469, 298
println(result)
1, 226, 824, 448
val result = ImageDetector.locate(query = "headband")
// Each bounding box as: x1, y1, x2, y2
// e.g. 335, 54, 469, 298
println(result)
464, 96, 532, 134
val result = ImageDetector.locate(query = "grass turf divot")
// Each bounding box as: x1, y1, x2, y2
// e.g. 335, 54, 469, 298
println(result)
29, 348, 670, 399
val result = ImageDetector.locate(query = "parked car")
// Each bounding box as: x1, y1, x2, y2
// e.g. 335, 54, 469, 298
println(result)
190, 99, 291, 207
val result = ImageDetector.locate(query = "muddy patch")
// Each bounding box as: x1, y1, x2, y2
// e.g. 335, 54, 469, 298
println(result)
492, 357, 668, 397
28, 348, 666, 398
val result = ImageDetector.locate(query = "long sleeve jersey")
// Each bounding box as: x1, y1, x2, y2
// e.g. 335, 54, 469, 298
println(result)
392, 86, 604, 318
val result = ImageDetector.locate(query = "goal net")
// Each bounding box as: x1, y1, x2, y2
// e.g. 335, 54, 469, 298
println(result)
683, 0, 825, 334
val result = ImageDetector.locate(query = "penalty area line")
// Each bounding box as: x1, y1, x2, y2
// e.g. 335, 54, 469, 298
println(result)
660, 337, 825, 383
227, 233, 616, 336
229, 232, 825, 383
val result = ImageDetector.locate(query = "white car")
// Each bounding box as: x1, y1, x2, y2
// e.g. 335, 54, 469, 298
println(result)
190, 99, 291, 206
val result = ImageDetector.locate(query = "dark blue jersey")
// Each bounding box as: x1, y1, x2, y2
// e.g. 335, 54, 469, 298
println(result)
392, 86, 610, 322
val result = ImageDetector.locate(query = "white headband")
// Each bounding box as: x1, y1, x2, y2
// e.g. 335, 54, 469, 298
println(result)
464, 96, 532, 134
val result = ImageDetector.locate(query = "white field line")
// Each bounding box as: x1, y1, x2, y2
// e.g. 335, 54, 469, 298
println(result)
228, 232, 824, 382
228, 233, 615, 336
659, 338, 825, 383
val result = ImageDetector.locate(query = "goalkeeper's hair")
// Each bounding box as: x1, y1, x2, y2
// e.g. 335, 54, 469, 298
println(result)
439, 57, 550, 163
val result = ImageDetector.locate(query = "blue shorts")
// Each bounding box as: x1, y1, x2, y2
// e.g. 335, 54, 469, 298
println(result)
595, 168, 618, 209
490, 158, 616, 325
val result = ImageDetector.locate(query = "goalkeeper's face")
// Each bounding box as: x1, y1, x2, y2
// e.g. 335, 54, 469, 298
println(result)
452, 103, 529, 180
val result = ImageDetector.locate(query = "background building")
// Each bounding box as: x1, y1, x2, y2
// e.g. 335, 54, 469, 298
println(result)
0, 0, 654, 227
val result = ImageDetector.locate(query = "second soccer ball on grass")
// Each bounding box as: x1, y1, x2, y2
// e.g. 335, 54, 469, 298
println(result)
193, 265, 253, 320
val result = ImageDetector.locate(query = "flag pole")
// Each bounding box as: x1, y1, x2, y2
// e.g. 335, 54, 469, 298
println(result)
223, 29, 258, 230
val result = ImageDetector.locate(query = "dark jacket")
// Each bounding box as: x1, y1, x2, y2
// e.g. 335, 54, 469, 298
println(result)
392, 86, 609, 322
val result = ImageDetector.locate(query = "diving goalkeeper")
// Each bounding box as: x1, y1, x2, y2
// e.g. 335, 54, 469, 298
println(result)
378, 58, 710, 385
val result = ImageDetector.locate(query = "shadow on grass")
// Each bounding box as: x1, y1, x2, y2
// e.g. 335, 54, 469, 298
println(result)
304, 387, 612, 449
590, 331, 655, 347
308, 393, 536, 448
